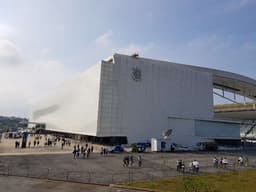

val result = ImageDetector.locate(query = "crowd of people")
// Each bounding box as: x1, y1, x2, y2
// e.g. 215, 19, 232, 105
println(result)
176, 159, 200, 174
212, 156, 248, 168
13, 134, 72, 149
72, 144, 94, 159
123, 154, 142, 167
176, 155, 249, 174
100, 147, 108, 156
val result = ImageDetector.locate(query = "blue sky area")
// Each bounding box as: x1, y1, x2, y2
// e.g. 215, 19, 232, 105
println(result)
0, 0, 256, 117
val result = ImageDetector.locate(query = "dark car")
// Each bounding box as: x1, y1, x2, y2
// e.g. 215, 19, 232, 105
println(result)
136, 142, 150, 152
108, 145, 124, 153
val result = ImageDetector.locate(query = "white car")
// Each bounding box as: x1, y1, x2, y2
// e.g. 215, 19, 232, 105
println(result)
171, 143, 190, 152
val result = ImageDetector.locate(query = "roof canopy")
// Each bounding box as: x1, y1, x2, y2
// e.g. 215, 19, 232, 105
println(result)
185, 65, 256, 100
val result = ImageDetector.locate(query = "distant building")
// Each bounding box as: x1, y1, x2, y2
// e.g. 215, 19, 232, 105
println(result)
30, 54, 256, 146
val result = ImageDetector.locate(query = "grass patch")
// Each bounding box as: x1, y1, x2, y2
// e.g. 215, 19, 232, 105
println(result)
124, 169, 256, 192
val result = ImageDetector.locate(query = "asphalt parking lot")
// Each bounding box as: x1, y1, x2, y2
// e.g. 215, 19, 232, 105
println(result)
2, 136, 256, 191
1, 150, 256, 185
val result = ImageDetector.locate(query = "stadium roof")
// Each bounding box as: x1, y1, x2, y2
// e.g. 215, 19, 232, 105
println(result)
184, 64, 256, 100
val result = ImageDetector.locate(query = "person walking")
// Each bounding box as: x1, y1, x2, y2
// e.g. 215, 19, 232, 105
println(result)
138, 155, 142, 167
130, 155, 134, 167
192, 160, 199, 173
213, 157, 218, 168
222, 157, 228, 169
86, 147, 91, 158
73, 145, 77, 159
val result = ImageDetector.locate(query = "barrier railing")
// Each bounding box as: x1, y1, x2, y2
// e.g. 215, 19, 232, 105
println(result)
0, 161, 254, 185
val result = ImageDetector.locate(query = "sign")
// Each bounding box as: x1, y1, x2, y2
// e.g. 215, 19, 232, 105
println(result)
131, 67, 142, 82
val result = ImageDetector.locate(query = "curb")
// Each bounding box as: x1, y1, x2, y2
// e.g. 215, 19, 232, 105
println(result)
110, 184, 166, 192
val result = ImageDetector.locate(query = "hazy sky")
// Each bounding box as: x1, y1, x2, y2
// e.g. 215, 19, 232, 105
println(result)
0, 0, 256, 117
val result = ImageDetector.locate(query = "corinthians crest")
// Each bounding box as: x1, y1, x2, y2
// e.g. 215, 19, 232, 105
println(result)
131, 66, 142, 82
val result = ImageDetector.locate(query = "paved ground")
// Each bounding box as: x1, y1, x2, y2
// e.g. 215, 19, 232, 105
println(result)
2, 136, 256, 191
1, 150, 256, 184
0, 134, 103, 155
0, 175, 141, 192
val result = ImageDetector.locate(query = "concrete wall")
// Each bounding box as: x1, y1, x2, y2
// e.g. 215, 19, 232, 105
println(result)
168, 117, 240, 146
97, 54, 214, 143
97, 61, 122, 136
168, 118, 201, 146
31, 63, 101, 135
195, 120, 240, 139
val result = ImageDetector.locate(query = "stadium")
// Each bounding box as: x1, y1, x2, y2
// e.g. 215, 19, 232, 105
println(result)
30, 53, 256, 147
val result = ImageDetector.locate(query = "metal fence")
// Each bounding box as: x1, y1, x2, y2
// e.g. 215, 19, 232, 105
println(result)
0, 162, 255, 185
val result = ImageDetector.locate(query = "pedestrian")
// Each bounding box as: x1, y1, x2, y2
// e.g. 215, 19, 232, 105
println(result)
192, 160, 199, 173
137, 155, 142, 167
222, 157, 228, 169
37, 140, 39, 146
73, 145, 77, 159
77, 146, 80, 158
81, 146, 84, 155
123, 156, 129, 167
220, 157, 223, 168
130, 155, 134, 167
61, 142, 64, 150
238, 156, 243, 166
87, 147, 91, 158
176, 160, 182, 171
34, 140, 36, 147
213, 157, 218, 168
100, 147, 103, 156
91, 145, 94, 153
83, 147, 86, 158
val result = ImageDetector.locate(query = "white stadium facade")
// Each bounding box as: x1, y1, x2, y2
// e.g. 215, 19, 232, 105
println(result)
30, 53, 256, 147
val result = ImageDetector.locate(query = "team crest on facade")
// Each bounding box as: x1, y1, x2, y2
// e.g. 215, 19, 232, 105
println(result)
131, 67, 142, 82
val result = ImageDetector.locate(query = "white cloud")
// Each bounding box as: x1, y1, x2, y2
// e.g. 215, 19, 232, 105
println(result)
0, 39, 22, 66
40, 47, 53, 56
117, 43, 154, 55
95, 31, 113, 47
0, 24, 12, 36
92, 32, 155, 65
0, 38, 75, 117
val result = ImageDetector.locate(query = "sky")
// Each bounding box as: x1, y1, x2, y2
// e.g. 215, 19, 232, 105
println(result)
0, 0, 256, 118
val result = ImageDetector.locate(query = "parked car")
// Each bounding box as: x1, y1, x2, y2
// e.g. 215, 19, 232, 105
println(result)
108, 145, 124, 153
171, 143, 190, 152
131, 142, 151, 153
136, 142, 148, 152
197, 142, 218, 151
